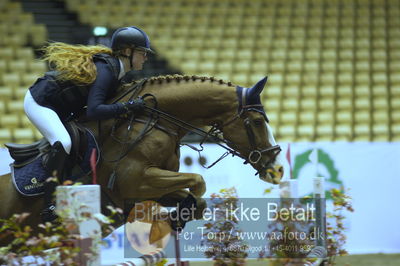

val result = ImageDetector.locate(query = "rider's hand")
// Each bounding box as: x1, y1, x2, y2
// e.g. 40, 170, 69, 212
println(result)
123, 98, 145, 113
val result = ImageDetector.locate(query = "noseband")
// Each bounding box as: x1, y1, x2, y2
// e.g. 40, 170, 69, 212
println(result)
218, 104, 281, 170
244, 117, 281, 165
218, 85, 282, 168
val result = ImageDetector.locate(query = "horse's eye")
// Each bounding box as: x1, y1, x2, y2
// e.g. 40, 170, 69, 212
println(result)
253, 119, 263, 127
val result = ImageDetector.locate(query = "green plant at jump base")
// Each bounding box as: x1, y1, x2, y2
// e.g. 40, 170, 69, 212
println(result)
260, 197, 317, 265
262, 186, 354, 266
202, 187, 248, 266
0, 197, 122, 265
326, 187, 354, 265
0, 212, 82, 265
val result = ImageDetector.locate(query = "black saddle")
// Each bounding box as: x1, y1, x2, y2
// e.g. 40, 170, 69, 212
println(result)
5, 139, 50, 166
6, 122, 100, 196
5, 121, 90, 168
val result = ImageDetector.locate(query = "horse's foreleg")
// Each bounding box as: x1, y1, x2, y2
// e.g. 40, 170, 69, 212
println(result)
157, 190, 206, 219
141, 167, 206, 198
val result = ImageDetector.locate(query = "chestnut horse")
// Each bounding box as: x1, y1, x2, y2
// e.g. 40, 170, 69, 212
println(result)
0, 75, 283, 240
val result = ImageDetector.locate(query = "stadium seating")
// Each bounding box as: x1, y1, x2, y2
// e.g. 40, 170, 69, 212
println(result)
63, 0, 398, 142
0, 0, 47, 145
0, 0, 398, 144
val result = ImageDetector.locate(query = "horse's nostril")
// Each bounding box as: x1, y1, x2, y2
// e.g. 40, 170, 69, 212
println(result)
278, 166, 284, 174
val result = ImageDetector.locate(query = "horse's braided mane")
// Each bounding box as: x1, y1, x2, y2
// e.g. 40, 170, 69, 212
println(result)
122, 74, 236, 89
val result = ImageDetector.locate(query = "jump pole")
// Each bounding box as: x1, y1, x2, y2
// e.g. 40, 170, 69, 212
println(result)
313, 177, 326, 248
279, 177, 327, 264
114, 249, 166, 266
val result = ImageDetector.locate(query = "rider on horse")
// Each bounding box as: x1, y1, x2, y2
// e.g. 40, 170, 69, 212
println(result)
23, 26, 154, 222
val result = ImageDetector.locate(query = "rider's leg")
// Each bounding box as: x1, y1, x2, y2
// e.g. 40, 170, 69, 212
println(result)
24, 90, 72, 154
24, 90, 72, 222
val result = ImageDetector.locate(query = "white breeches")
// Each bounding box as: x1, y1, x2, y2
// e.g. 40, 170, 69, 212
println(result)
24, 90, 72, 154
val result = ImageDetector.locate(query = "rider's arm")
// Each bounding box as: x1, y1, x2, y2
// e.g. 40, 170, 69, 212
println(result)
86, 61, 126, 120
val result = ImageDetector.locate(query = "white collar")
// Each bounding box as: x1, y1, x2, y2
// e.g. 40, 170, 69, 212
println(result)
118, 59, 126, 80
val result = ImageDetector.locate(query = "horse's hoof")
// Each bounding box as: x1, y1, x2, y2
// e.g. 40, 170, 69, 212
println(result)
40, 204, 58, 223
169, 194, 197, 232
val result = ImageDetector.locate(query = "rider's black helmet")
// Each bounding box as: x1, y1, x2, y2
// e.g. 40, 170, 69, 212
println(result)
110, 26, 154, 54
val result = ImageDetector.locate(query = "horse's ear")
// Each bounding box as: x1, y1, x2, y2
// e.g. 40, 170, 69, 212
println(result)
250, 76, 268, 95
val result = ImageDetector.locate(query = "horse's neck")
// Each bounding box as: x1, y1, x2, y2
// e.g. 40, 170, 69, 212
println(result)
142, 81, 238, 126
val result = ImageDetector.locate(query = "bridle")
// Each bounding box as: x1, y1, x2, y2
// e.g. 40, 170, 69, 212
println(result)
100, 79, 283, 193
212, 103, 281, 169
105, 83, 281, 180
140, 94, 282, 176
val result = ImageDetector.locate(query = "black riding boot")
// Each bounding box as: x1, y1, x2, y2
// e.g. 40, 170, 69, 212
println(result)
41, 141, 68, 223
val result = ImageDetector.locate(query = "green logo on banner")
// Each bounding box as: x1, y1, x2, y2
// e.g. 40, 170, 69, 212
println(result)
292, 149, 343, 200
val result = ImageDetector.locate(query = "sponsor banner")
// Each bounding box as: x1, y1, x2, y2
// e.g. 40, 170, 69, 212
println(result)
101, 142, 400, 262
0, 148, 12, 175
177, 142, 400, 255
2, 142, 400, 263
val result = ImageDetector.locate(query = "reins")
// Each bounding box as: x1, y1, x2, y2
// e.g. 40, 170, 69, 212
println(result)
101, 80, 282, 190
141, 98, 281, 171
142, 103, 246, 168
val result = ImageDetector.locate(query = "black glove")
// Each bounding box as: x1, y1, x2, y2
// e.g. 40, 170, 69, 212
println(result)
123, 98, 145, 113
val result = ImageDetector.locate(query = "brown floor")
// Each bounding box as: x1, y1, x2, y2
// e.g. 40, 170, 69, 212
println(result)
186, 253, 400, 266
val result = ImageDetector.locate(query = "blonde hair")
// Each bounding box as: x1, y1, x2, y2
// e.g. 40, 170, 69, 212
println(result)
41, 42, 113, 84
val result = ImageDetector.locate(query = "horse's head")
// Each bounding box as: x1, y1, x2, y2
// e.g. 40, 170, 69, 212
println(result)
220, 77, 284, 184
